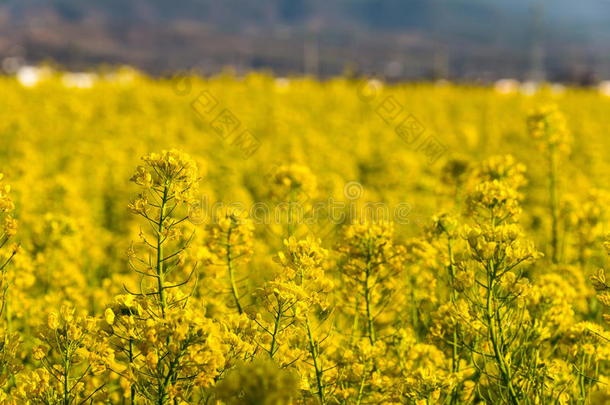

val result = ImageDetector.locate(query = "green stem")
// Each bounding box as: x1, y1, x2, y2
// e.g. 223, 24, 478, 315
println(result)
364, 242, 375, 345
156, 183, 171, 403
288, 195, 295, 237
355, 363, 368, 405
64, 348, 70, 405
269, 301, 283, 358
129, 339, 135, 405
226, 222, 243, 314
305, 315, 326, 405
350, 310, 359, 345
157, 183, 169, 317
579, 353, 587, 402
4, 294, 10, 334
446, 236, 461, 404
486, 262, 519, 404
548, 145, 559, 264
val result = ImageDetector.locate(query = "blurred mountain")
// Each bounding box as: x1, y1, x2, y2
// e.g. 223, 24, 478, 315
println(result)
1, 0, 609, 82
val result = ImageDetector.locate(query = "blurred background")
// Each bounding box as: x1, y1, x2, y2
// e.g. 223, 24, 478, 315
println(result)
1, 0, 609, 83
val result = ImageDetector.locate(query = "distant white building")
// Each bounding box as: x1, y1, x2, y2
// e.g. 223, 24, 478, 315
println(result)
62, 72, 96, 88
599, 81, 610, 96
494, 79, 519, 94
16, 66, 51, 87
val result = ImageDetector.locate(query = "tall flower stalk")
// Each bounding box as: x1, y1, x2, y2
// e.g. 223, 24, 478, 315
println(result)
113, 150, 227, 404
201, 208, 254, 314
527, 106, 571, 264
461, 156, 542, 403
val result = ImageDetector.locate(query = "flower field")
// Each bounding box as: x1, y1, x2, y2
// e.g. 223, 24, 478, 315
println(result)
2, 71, 610, 403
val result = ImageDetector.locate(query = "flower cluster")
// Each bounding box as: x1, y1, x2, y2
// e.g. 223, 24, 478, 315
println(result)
527, 104, 571, 153
269, 164, 318, 201
1, 74, 610, 404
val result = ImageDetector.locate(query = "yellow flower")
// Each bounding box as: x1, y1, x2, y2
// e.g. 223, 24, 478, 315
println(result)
32, 346, 46, 361
527, 104, 571, 152
47, 312, 60, 330
104, 308, 115, 325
